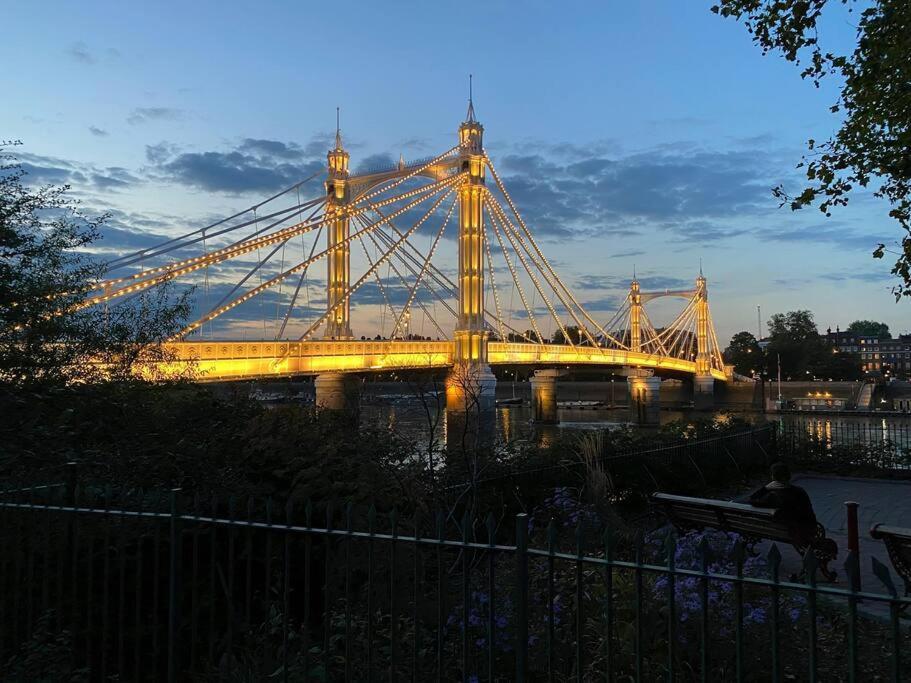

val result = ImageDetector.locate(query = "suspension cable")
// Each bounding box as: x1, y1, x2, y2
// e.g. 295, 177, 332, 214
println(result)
175, 175, 463, 338
296, 189, 455, 341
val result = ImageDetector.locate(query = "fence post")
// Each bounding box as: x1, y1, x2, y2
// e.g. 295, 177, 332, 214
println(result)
845, 501, 861, 592
167, 488, 182, 683
515, 513, 528, 682
65, 461, 78, 506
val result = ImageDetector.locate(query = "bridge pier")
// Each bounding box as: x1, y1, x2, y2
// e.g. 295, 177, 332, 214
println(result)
530, 369, 561, 424
445, 362, 497, 413
628, 372, 661, 425
314, 372, 359, 414
694, 374, 714, 410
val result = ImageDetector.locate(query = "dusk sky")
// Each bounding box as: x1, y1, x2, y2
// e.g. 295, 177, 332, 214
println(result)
5, 1, 906, 343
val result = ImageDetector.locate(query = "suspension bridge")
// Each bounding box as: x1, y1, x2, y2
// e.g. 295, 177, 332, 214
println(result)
82, 97, 732, 421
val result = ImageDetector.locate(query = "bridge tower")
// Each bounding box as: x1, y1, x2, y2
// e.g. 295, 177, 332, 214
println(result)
629, 278, 642, 353
445, 94, 496, 412
324, 114, 353, 339
693, 272, 714, 408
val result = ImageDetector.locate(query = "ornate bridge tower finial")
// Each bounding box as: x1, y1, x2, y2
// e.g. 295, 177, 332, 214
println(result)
325, 107, 353, 339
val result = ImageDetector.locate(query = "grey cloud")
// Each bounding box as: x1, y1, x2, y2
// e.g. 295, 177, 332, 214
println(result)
575, 274, 692, 291
88, 126, 108, 137
147, 137, 326, 194
66, 42, 94, 64
127, 107, 183, 125
763, 222, 886, 252
17, 153, 139, 192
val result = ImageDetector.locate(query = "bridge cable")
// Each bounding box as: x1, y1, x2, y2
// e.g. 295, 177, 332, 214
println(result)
483, 197, 543, 343
178, 175, 464, 339
486, 197, 572, 346
275, 193, 325, 339
486, 155, 623, 348
295, 189, 456, 342
488, 195, 604, 352
103, 189, 324, 275
390, 197, 456, 338
354, 230, 399, 336
103, 173, 322, 271
82, 178, 458, 312
356, 216, 448, 340
275, 200, 327, 339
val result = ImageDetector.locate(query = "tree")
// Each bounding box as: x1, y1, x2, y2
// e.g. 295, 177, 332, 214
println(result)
712, 1, 911, 298
846, 319, 890, 338
0, 143, 190, 386
764, 310, 822, 378
767, 310, 818, 342
723, 331, 762, 376
552, 325, 583, 345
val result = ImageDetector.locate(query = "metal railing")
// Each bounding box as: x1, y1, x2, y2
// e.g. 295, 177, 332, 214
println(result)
0, 482, 908, 681
776, 417, 911, 472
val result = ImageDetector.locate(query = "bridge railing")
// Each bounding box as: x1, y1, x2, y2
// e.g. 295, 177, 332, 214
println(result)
0, 480, 907, 681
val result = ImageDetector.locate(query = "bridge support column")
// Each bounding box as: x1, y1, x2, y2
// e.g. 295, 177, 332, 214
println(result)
324, 121, 353, 339
445, 362, 497, 413
530, 369, 561, 424
693, 273, 713, 410
447, 94, 497, 415
628, 372, 661, 425
314, 372, 358, 414
694, 375, 714, 410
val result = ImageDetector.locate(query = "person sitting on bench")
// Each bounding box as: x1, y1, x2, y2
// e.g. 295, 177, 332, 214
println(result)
748, 462, 818, 546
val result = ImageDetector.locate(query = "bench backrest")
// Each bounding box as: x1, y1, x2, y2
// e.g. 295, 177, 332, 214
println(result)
652, 492, 794, 543
870, 524, 911, 573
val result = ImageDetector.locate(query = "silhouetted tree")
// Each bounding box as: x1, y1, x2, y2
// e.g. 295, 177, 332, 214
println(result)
723, 331, 761, 375
0, 142, 190, 386
846, 319, 891, 338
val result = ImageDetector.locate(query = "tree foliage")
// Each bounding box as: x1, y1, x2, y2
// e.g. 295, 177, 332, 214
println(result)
723, 330, 762, 375
712, 0, 911, 298
0, 143, 190, 386
845, 319, 890, 337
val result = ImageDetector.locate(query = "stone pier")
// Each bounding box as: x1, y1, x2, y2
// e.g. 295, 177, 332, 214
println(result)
530, 369, 562, 424
314, 372, 359, 414
694, 374, 714, 410
628, 372, 661, 425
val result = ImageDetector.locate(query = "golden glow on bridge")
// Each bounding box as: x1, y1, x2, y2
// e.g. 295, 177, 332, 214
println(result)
162, 340, 728, 382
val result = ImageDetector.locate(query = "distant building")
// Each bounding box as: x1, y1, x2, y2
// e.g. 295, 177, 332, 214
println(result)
825, 327, 911, 377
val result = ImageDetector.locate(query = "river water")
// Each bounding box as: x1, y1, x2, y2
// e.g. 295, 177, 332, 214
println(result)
354, 393, 911, 451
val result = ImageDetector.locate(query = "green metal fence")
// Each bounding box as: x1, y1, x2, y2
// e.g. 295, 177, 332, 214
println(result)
0, 480, 908, 681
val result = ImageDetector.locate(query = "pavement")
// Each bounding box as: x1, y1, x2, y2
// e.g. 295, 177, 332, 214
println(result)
752, 474, 911, 618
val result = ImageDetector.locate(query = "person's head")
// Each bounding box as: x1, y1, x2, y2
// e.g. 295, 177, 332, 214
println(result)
770, 462, 791, 484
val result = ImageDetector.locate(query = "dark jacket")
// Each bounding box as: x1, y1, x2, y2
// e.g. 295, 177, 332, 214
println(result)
748, 483, 818, 543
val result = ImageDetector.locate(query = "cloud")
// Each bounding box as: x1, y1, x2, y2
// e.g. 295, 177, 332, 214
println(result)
17, 153, 140, 192
127, 107, 183, 125
763, 221, 886, 252
146, 136, 330, 194
574, 274, 692, 291
88, 126, 108, 137
485, 142, 786, 240
66, 42, 95, 64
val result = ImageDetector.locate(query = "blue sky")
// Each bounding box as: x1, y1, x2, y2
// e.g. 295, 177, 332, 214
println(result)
4, 1, 906, 342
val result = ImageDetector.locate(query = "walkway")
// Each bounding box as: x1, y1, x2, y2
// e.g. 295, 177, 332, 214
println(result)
758, 474, 910, 617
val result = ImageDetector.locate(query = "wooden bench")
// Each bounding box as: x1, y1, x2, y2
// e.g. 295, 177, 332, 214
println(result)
870, 524, 911, 609
652, 492, 838, 581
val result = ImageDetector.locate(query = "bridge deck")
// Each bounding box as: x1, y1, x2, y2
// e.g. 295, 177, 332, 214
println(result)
164, 340, 727, 382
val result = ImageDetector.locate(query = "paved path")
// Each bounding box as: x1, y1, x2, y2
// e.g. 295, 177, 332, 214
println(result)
751, 474, 911, 617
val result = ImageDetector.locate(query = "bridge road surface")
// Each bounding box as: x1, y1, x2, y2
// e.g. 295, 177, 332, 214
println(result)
754, 474, 911, 619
